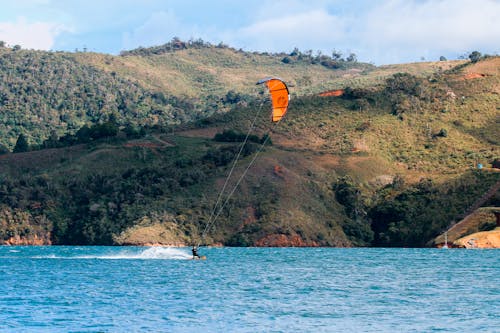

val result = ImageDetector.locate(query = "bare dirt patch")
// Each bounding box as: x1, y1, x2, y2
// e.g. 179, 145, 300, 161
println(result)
462, 73, 487, 80
464, 57, 500, 76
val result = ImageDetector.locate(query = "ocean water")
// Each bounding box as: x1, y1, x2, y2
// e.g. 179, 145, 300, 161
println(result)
0, 247, 498, 332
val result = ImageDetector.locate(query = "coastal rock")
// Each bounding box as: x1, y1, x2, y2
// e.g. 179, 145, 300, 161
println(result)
0, 207, 52, 245
3, 234, 51, 245
454, 228, 500, 249
113, 220, 188, 246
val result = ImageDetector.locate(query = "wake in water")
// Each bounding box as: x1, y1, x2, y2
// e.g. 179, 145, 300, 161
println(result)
6, 247, 193, 260
95, 247, 192, 260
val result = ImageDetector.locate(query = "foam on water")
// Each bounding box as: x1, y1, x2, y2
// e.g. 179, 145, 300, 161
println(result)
94, 247, 192, 260
11, 247, 192, 260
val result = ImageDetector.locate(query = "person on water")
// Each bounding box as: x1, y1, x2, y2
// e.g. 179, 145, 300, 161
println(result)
192, 246, 200, 259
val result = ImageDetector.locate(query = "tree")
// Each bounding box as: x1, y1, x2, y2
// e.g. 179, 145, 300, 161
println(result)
13, 134, 29, 153
90, 121, 118, 139
435, 128, 448, 138
331, 49, 342, 61
333, 176, 364, 219
223, 90, 241, 104
0, 144, 10, 155
439, 56, 447, 61
43, 130, 59, 148
346, 53, 357, 62
0, 41, 5, 48
492, 158, 500, 169
469, 51, 482, 63
76, 125, 92, 143
385, 73, 422, 96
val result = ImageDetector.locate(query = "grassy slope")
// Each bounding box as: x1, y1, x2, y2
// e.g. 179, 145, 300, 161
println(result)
75, 48, 369, 97
0, 45, 468, 148
75, 49, 462, 98
201, 58, 499, 179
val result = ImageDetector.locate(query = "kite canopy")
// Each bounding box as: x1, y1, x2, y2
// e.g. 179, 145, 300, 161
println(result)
257, 77, 290, 122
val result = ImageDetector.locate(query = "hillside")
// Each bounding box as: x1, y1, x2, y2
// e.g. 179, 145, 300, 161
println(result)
0, 43, 499, 247
0, 41, 459, 149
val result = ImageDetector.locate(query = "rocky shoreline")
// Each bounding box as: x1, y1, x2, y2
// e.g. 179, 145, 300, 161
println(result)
454, 228, 500, 249
2, 229, 499, 248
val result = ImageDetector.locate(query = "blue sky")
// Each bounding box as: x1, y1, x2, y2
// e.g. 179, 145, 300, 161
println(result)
0, 0, 499, 64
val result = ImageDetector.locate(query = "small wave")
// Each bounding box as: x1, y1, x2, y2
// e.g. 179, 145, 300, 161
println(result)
92, 247, 192, 260
40, 247, 190, 260
17, 247, 192, 260
32, 254, 58, 259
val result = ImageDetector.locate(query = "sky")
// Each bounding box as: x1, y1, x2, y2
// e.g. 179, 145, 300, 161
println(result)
0, 0, 499, 65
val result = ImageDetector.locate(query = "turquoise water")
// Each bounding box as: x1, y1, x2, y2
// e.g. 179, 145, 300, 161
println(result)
0, 247, 498, 332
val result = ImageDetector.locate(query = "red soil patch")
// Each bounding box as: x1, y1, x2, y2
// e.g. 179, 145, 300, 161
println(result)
462, 73, 486, 80
273, 165, 285, 178
319, 89, 344, 97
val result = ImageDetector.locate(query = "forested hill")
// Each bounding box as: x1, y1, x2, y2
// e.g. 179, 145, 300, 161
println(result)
1, 39, 440, 149
0, 47, 202, 149
0, 40, 498, 247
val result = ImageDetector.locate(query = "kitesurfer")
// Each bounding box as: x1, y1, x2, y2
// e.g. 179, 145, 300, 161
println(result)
192, 246, 200, 259
195, 77, 290, 252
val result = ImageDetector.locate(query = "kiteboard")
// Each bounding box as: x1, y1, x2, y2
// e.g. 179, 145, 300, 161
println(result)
191, 255, 207, 260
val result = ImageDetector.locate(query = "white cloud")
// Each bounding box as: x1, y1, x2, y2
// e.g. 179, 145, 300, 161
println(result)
223, 0, 500, 64
5, 0, 496, 64
357, 0, 500, 63
0, 17, 69, 50
225, 9, 347, 52
252, 0, 331, 21
122, 10, 205, 50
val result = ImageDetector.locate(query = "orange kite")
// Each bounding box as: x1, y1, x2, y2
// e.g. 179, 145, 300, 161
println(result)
257, 77, 290, 122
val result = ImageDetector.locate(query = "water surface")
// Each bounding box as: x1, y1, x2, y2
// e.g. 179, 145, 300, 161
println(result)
0, 247, 498, 332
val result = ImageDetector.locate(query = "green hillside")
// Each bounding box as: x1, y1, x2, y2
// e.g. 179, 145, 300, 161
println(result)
0, 40, 458, 149
0, 42, 498, 247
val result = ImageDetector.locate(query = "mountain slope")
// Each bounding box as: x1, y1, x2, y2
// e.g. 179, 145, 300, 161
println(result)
0, 43, 498, 247
0, 42, 459, 149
